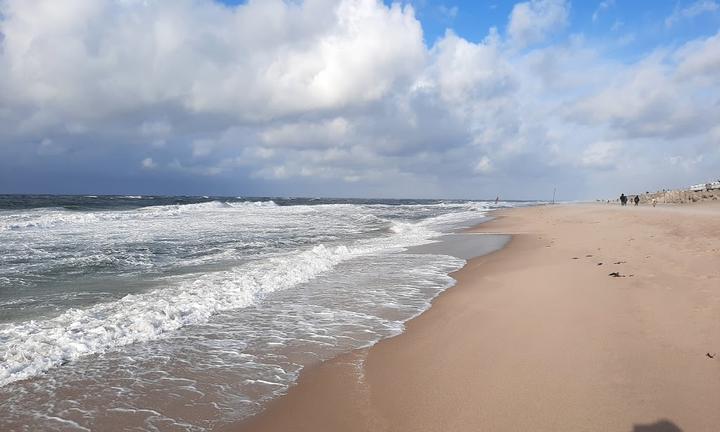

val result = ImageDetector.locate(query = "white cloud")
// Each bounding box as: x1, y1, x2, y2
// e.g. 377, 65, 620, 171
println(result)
429, 29, 513, 104
592, 0, 615, 23
260, 118, 351, 148
140, 120, 173, 147
474, 156, 494, 173
567, 35, 719, 140
507, 0, 569, 48
666, 154, 705, 170
0, 0, 719, 199
0, 0, 425, 124
438, 5, 459, 20
141, 121, 172, 138
191, 139, 216, 158
580, 141, 620, 169
37, 138, 65, 156
141, 158, 157, 169
665, 0, 719, 27
675, 31, 720, 82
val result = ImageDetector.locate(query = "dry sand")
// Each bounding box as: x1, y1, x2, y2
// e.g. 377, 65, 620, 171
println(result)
227, 204, 720, 432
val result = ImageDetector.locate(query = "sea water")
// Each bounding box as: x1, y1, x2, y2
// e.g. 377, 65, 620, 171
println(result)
0, 195, 523, 431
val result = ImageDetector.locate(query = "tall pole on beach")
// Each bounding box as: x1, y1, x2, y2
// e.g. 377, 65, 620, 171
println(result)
552, 187, 556, 204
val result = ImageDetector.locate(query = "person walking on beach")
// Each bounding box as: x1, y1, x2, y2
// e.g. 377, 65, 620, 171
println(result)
634, 195, 640, 206
620, 193, 627, 206
652, 198, 657, 207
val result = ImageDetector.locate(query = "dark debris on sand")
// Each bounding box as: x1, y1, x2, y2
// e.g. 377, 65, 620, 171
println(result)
609, 272, 635, 278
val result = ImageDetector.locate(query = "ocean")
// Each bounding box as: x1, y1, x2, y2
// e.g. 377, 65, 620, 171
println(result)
0, 195, 523, 431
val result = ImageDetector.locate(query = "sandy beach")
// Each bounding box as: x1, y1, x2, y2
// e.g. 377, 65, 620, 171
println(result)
229, 203, 720, 432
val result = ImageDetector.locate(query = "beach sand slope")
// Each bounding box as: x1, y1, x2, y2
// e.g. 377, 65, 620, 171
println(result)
229, 204, 720, 432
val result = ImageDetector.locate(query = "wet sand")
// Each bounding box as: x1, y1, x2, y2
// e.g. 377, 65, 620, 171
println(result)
227, 204, 720, 432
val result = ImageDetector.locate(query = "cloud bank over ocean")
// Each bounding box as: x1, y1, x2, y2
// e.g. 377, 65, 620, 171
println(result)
0, 0, 718, 199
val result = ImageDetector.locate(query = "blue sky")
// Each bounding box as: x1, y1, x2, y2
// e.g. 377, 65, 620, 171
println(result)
1, 0, 719, 199
220, 0, 720, 56
408, 0, 720, 66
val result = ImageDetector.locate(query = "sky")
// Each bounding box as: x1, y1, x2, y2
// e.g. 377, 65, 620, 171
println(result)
0, 0, 719, 200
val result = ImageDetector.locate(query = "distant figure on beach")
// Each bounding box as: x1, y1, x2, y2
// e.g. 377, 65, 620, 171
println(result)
651, 198, 657, 207
620, 193, 627, 206
634, 195, 639, 206
495, 196, 499, 204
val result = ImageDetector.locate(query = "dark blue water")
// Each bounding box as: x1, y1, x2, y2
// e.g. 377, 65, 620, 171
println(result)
0, 194, 498, 211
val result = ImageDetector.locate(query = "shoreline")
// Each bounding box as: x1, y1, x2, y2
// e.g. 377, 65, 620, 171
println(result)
215, 213, 515, 431
226, 203, 720, 432
216, 212, 515, 431
222, 211, 517, 432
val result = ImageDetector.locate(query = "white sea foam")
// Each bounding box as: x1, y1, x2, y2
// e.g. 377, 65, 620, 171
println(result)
0, 244, 348, 386
0, 198, 525, 431
0, 216, 442, 387
0, 199, 501, 388
389, 220, 417, 234
232, 200, 278, 207
0, 199, 487, 232
0, 200, 237, 231
0, 251, 466, 430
